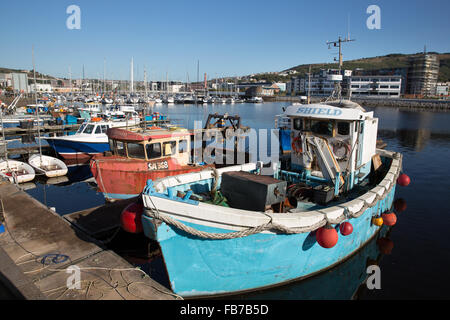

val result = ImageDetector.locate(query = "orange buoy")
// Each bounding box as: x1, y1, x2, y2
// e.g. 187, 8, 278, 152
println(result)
120, 201, 144, 233
339, 222, 353, 236
316, 226, 338, 248
377, 237, 394, 255
372, 216, 384, 227
382, 212, 397, 226
394, 198, 407, 212
397, 173, 411, 187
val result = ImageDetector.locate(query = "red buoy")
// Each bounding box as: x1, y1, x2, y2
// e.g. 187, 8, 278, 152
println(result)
397, 173, 411, 187
121, 201, 144, 233
394, 198, 407, 212
377, 237, 394, 255
316, 226, 338, 248
382, 212, 397, 226
339, 222, 353, 236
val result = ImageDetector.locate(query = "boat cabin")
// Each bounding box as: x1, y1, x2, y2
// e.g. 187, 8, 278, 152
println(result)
282, 100, 378, 194
76, 121, 111, 135
106, 127, 193, 166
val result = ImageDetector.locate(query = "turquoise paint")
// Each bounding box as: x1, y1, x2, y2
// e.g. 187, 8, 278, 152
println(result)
141, 184, 397, 297
103, 192, 140, 200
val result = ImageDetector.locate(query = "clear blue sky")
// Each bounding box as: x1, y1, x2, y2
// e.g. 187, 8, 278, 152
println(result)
1, 0, 449, 81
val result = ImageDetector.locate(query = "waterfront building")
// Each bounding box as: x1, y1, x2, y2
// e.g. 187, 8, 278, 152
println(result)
288, 69, 352, 97
288, 69, 402, 98
29, 83, 53, 92
406, 54, 439, 96
0, 72, 29, 93
273, 82, 287, 92
350, 75, 402, 98
435, 82, 449, 97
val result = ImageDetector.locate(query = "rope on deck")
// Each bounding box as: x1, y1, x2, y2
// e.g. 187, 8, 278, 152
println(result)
144, 153, 402, 239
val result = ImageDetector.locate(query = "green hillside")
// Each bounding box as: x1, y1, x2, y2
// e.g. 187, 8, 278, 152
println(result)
286, 53, 450, 82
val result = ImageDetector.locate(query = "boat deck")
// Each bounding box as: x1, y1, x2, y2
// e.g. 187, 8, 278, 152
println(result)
0, 178, 178, 300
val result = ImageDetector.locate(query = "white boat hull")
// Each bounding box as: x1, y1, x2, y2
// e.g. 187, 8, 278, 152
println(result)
0, 160, 36, 183
28, 155, 68, 178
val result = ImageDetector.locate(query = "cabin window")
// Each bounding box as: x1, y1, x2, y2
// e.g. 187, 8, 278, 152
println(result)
179, 140, 188, 153
293, 118, 303, 130
163, 141, 176, 156
146, 143, 162, 159
100, 125, 109, 133
77, 123, 87, 134
83, 124, 95, 134
310, 120, 333, 136
127, 143, 146, 159
116, 141, 126, 156
337, 122, 350, 136
95, 126, 102, 134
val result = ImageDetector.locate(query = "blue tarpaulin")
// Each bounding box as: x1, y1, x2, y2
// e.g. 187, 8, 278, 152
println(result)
280, 129, 291, 152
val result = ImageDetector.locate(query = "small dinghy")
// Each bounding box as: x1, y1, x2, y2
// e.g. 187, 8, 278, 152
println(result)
0, 159, 36, 183
28, 154, 68, 178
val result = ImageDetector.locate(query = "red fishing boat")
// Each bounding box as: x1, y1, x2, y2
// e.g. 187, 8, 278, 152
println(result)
90, 113, 249, 200
89, 127, 203, 200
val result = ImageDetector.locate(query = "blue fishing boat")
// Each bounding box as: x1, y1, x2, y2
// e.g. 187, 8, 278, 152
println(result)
120, 98, 409, 298
121, 39, 410, 298
44, 117, 139, 160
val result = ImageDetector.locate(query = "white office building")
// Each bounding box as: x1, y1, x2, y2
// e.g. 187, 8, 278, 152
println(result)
350, 75, 402, 98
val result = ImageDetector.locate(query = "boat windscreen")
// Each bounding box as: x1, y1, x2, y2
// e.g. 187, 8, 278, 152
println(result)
83, 124, 95, 134
77, 123, 87, 134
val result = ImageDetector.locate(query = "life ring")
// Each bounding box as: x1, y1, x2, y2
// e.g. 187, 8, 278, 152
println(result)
291, 136, 303, 154
91, 117, 102, 122
330, 139, 351, 161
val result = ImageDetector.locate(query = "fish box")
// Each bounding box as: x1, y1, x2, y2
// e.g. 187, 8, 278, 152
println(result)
220, 171, 287, 211
313, 184, 334, 205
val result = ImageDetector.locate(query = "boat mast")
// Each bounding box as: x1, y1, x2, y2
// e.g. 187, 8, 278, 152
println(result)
144, 66, 147, 132
130, 57, 134, 94
307, 65, 311, 104
32, 46, 43, 162
326, 36, 354, 100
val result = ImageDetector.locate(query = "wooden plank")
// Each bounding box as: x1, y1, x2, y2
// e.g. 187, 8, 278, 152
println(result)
372, 154, 382, 172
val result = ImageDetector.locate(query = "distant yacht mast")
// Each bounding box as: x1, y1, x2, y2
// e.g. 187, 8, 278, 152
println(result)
130, 57, 134, 93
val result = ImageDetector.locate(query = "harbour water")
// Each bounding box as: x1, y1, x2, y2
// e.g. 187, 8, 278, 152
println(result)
20, 102, 450, 299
